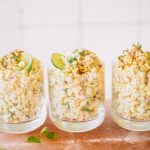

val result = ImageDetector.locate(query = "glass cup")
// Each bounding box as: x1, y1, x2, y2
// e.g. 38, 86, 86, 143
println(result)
48, 60, 105, 132
112, 60, 150, 131
0, 51, 47, 133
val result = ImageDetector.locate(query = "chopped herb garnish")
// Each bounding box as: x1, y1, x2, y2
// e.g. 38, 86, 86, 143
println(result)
63, 88, 68, 94
118, 55, 124, 61
62, 101, 69, 105
145, 52, 150, 64
67, 104, 70, 109
123, 49, 129, 53
146, 52, 150, 60
137, 42, 142, 48
79, 50, 86, 56
27, 136, 41, 143
133, 43, 142, 49
72, 92, 75, 97
72, 49, 78, 54
46, 132, 56, 139
67, 57, 76, 63
14, 56, 20, 62
27, 63, 32, 72
81, 107, 94, 112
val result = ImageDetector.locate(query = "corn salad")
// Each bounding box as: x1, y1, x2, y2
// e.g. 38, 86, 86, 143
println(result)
113, 44, 150, 121
0, 50, 43, 123
49, 49, 104, 121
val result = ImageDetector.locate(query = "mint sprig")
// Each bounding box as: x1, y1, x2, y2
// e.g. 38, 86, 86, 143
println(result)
26, 127, 56, 144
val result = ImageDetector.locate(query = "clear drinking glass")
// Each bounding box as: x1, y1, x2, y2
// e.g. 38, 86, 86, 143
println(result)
0, 50, 47, 133
112, 60, 150, 131
48, 50, 105, 132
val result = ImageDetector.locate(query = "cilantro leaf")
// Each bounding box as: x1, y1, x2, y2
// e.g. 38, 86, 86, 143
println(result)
14, 56, 21, 62
133, 43, 142, 49
40, 127, 48, 137
26, 127, 56, 144
79, 50, 86, 56
118, 55, 124, 61
146, 52, 150, 59
146, 52, 150, 64
67, 57, 76, 63
27, 63, 32, 72
27, 136, 41, 143
137, 42, 142, 48
46, 132, 56, 139
63, 88, 68, 94
81, 107, 94, 112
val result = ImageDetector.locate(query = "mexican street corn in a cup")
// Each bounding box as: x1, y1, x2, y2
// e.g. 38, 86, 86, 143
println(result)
112, 44, 150, 131
48, 49, 105, 132
0, 50, 46, 133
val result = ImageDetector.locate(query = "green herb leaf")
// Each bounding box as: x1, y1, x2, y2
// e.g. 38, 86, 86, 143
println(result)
40, 127, 48, 137
27, 136, 41, 143
62, 101, 69, 105
67, 104, 70, 109
27, 63, 32, 72
123, 49, 129, 53
46, 132, 56, 139
118, 55, 124, 61
137, 42, 142, 48
63, 88, 68, 94
79, 50, 86, 56
81, 107, 94, 112
133, 43, 142, 49
72, 49, 78, 54
26, 127, 56, 144
67, 57, 76, 63
146, 52, 150, 59
14, 56, 21, 62
145, 52, 150, 64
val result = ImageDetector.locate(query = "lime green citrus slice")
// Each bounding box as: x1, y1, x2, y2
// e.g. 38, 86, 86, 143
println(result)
21, 51, 32, 71
51, 53, 65, 69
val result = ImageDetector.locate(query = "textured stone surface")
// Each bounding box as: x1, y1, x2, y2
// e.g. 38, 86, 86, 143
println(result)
0, 102, 149, 150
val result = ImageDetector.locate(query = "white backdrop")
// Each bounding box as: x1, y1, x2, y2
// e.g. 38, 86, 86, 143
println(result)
0, 0, 150, 99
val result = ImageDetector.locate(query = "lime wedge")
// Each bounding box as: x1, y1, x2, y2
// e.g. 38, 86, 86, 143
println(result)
21, 52, 32, 71
51, 53, 65, 69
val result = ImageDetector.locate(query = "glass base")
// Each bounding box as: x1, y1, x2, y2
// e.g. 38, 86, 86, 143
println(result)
0, 112, 47, 134
50, 109, 105, 132
111, 109, 150, 131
